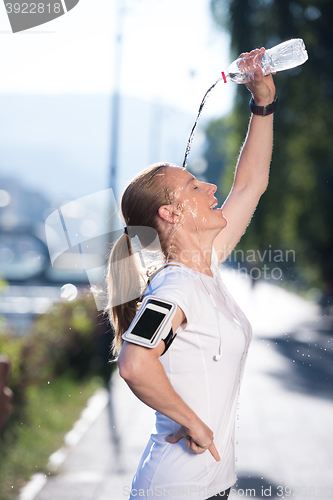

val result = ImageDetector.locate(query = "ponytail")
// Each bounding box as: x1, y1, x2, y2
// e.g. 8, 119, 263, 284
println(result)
106, 232, 143, 357
105, 162, 177, 357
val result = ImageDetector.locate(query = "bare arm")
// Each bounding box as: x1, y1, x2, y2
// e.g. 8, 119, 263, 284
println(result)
214, 48, 276, 264
117, 306, 220, 461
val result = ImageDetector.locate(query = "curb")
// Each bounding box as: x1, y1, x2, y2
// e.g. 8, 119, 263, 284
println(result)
18, 387, 109, 500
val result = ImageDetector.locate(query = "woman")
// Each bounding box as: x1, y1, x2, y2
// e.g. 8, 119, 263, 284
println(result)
107, 49, 276, 499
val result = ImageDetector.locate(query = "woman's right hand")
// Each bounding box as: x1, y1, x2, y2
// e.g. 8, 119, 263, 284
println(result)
237, 48, 276, 105
166, 420, 220, 461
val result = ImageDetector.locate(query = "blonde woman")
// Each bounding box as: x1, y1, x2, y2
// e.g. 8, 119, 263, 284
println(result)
107, 49, 276, 500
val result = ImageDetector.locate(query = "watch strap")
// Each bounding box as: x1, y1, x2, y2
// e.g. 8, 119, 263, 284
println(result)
249, 96, 278, 116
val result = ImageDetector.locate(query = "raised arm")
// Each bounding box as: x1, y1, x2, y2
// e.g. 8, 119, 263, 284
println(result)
214, 48, 276, 264
117, 306, 220, 461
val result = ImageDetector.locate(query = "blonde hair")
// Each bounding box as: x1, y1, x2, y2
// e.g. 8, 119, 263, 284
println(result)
106, 162, 177, 356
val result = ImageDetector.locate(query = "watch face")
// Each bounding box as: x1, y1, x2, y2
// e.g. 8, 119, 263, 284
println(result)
131, 307, 166, 340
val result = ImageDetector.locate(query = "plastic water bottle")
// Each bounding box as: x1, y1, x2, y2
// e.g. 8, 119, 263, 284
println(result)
183, 38, 308, 168
224, 38, 308, 84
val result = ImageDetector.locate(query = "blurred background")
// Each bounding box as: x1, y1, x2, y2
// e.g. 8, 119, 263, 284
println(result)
0, 0, 332, 499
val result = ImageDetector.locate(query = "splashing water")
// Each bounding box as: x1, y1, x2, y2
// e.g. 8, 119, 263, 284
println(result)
182, 76, 222, 169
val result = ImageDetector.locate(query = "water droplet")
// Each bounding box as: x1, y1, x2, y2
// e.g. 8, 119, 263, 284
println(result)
60, 283, 78, 301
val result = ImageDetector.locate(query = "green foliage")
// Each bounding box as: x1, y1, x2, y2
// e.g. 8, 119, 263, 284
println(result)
208, 0, 333, 290
22, 296, 112, 385
0, 376, 101, 500
0, 331, 27, 412
0, 292, 114, 436
0, 293, 114, 498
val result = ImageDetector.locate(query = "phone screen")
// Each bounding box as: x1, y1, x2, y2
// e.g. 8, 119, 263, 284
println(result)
131, 307, 166, 340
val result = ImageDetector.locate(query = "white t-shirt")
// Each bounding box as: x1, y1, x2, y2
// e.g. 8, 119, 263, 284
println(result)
129, 250, 252, 499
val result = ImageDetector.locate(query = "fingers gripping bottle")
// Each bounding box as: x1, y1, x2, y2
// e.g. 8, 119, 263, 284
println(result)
222, 38, 308, 84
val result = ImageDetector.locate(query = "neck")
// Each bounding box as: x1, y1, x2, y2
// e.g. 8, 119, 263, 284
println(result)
167, 231, 214, 276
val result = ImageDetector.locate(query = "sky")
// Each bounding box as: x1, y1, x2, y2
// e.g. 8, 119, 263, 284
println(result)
0, 0, 234, 118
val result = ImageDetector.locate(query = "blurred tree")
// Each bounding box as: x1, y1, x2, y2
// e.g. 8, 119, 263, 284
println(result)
208, 0, 333, 292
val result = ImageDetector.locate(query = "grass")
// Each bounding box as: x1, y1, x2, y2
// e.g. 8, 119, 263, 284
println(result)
0, 375, 103, 500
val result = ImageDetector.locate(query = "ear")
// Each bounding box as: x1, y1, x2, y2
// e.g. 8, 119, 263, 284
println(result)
158, 205, 180, 224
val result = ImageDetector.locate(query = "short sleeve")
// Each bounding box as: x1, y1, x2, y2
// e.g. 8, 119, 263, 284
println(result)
145, 266, 202, 327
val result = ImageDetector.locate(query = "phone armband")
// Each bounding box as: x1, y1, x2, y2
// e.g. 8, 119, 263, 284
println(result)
122, 295, 177, 352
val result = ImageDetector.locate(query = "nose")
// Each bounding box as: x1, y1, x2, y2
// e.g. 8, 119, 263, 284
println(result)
205, 183, 217, 196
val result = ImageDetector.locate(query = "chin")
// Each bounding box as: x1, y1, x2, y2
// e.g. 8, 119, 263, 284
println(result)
220, 216, 228, 228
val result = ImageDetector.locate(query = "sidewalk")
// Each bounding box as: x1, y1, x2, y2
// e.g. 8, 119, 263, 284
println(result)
22, 274, 333, 500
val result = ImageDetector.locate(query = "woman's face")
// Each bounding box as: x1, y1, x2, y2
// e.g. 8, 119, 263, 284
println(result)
165, 167, 228, 234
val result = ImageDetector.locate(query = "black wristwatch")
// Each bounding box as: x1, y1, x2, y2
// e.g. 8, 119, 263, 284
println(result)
249, 96, 278, 116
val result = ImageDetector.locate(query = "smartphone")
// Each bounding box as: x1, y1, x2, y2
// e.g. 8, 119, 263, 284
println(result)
122, 296, 176, 348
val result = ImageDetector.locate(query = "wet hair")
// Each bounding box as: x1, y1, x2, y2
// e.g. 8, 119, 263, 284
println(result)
106, 162, 178, 356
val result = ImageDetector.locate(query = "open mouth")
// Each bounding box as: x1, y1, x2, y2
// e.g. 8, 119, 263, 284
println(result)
210, 201, 218, 210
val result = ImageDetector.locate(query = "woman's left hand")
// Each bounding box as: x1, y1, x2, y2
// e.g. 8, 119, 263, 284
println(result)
166, 421, 220, 461
238, 47, 276, 106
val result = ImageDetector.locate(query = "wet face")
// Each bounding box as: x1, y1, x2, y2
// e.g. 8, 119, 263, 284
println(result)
164, 167, 228, 235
